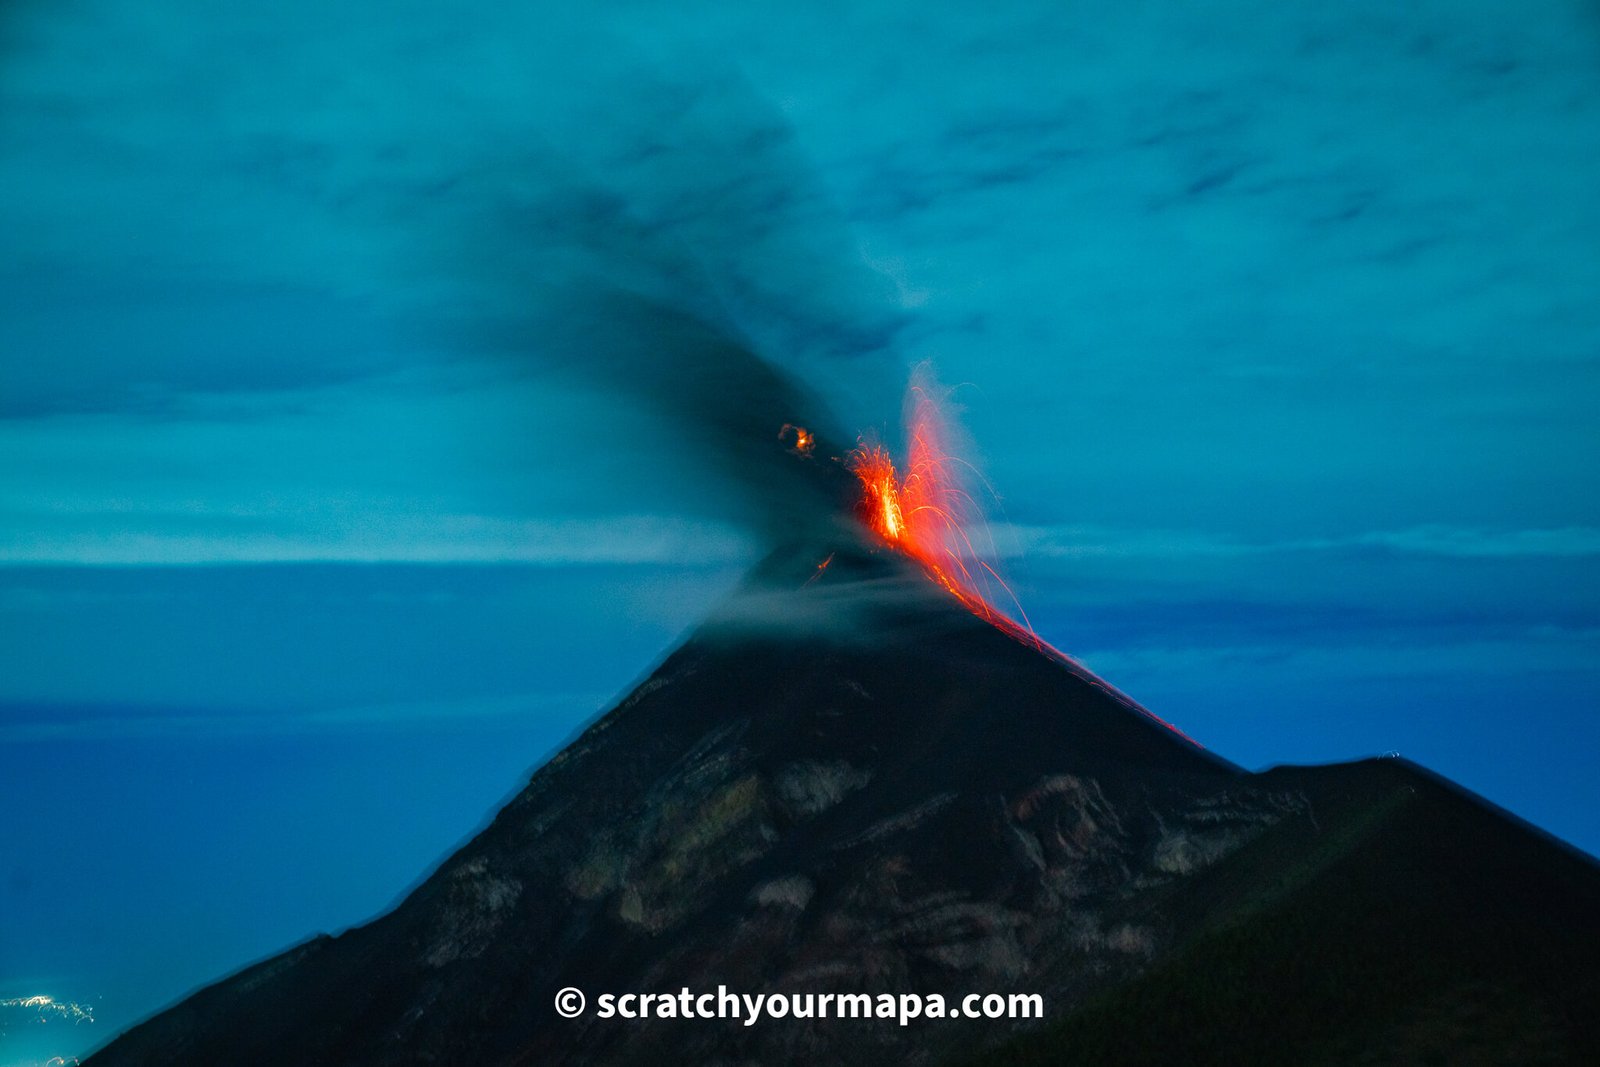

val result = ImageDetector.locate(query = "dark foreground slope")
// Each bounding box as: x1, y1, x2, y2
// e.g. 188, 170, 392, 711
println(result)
969, 758, 1600, 1066
88, 546, 1600, 1066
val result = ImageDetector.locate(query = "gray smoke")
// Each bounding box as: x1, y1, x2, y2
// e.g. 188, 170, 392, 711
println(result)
438, 67, 909, 542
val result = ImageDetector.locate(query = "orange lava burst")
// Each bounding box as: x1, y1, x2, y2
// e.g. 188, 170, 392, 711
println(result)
841, 373, 1208, 748
847, 371, 1037, 643
851, 443, 906, 541
785, 368, 1204, 751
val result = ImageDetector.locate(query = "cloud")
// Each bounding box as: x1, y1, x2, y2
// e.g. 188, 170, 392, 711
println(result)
0, 690, 610, 742
1074, 625, 1600, 692
2, 0, 1597, 578
0, 513, 756, 566
1340, 527, 1600, 559
1007, 524, 1600, 561
2, 7, 919, 552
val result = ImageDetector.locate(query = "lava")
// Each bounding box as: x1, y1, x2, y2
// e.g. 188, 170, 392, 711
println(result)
846, 370, 1037, 642
831, 368, 1204, 749
850, 442, 906, 542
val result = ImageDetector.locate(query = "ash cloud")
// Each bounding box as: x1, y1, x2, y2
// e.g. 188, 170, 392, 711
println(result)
3, 2, 914, 546
437, 67, 910, 543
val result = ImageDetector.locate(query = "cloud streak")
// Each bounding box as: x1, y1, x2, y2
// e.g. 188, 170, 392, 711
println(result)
1007, 524, 1600, 561
0, 513, 755, 566
0, 691, 610, 742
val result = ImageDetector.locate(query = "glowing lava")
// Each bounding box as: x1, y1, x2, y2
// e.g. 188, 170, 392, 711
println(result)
836, 368, 1203, 749
779, 423, 816, 455
851, 443, 906, 541
847, 370, 1035, 641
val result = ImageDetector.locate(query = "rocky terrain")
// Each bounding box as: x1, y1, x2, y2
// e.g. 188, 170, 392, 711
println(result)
87, 542, 1600, 1065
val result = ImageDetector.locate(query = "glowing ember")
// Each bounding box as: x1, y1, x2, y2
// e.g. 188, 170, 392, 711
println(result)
803, 551, 835, 587
779, 423, 815, 455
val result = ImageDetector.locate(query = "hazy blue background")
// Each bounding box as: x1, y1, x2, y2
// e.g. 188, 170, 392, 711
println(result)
3, 2, 1598, 1064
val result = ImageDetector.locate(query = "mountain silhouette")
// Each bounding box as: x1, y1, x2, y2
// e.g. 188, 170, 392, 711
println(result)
87, 539, 1600, 1065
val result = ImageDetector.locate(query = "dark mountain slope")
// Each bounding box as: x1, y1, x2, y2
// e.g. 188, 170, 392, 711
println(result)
87, 543, 1600, 1066
968, 757, 1600, 1066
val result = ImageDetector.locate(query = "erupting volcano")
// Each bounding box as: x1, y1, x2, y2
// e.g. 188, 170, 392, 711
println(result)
45, 31, 1599, 1063
87, 362, 1600, 1067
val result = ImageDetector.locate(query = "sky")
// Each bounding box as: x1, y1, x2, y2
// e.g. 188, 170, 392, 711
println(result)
3, 1, 1599, 1063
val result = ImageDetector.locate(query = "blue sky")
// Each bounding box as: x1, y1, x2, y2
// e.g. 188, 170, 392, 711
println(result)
3, 2, 1599, 1064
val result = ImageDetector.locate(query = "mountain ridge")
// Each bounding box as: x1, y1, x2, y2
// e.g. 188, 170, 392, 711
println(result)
86, 543, 1600, 1065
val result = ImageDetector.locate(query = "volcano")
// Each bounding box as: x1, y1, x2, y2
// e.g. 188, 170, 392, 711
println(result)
87, 535, 1600, 1066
